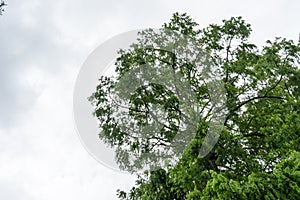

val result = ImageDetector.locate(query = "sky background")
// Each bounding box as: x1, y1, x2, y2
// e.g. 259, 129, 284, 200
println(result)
0, 0, 299, 199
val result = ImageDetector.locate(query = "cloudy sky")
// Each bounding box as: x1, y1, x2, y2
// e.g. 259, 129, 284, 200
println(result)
0, 0, 299, 199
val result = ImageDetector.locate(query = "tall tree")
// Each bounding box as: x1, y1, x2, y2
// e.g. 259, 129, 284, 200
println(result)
90, 13, 300, 199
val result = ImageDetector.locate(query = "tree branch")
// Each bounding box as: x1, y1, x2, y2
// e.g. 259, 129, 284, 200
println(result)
224, 95, 284, 126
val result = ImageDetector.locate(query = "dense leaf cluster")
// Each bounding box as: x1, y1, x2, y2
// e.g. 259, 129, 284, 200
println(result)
90, 13, 300, 199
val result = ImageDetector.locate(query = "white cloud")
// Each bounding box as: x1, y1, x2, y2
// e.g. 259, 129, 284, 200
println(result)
0, 64, 134, 199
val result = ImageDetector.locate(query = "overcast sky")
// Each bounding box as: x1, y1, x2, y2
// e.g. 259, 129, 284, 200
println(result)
0, 0, 299, 199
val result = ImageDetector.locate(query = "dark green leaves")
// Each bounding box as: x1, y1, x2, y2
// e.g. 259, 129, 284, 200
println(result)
89, 13, 300, 199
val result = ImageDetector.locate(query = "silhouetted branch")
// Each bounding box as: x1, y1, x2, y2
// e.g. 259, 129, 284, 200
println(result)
0, 0, 7, 15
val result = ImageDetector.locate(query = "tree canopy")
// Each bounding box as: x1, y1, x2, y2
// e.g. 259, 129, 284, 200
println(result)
90, 13, 300, 199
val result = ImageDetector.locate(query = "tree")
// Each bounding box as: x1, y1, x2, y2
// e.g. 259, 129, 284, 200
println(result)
0, 0, 6, 15
89, 13, 300, 199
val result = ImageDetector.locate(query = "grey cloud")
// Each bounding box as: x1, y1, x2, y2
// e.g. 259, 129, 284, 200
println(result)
0, 1, 76, 128
0, 0, 167, 130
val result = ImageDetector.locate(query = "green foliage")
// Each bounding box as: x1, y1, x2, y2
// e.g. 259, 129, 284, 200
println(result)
201, 151, 300, 200
117, 151, 300, 200
90, 13, 300, 199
